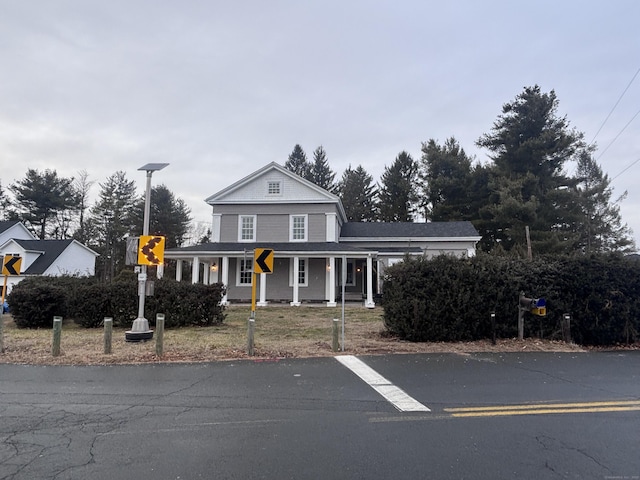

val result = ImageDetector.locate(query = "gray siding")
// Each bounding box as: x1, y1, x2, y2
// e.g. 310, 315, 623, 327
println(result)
225, 257, 328, 302
214, 203, 340, 243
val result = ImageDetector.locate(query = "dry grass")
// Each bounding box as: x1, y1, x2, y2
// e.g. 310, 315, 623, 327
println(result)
0, 305, 588, 365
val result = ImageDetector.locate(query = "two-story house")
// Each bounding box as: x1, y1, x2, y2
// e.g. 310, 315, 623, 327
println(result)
164, 162, 481, 307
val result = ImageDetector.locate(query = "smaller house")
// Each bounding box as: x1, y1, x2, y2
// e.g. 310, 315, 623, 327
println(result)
0, 221, 99, 295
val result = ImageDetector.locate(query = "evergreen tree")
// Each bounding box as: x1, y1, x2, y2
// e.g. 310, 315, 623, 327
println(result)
10, 169, 78, 239
377, 151, 418, 222
337, 165, 378, 222
309, 146, 336, 192
132, 184, 192, 248
419, 137, 475, 221
284, 144, 312, 180
574, 150, 635, 253
0, 181, 12, 221
86, 171, 137, 282
476, 85, 584, 253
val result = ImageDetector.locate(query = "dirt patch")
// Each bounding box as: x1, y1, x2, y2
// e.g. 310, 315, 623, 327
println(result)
0, 306, 603, 366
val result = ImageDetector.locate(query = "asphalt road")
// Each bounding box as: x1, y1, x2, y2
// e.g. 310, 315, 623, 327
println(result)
1, 351, 639, 479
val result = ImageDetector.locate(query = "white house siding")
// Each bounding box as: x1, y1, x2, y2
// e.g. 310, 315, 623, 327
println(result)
46, 243, 96, 276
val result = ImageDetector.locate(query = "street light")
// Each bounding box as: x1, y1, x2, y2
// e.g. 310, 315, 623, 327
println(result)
125, 162, 169, 342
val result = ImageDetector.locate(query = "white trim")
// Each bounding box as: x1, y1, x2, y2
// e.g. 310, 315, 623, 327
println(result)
289, 257, 308, 287
238, 215, 257, 242
289, 214, 308, 242
236, 258, 253, 286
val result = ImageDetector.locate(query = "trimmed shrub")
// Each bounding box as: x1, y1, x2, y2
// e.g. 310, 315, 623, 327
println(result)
383, 253, 640, 346
7, 277, 69, 328
7, 275, 226, 329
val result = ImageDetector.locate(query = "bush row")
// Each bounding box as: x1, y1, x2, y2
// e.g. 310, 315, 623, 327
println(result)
382, 253, 640, 346
7, 273, 226, 329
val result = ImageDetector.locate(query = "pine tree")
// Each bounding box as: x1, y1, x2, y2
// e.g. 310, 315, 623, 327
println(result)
574, 150, 635, 253
86, 171, 138, 282
476, 85, 584, 253
377, 151, 418, 222
10, 169, 78, 239
132, 184, 192, 248
419, 137, 475, 221
337, 165, 378, 222
309, 146, 336, 192
285, 144, 312, 180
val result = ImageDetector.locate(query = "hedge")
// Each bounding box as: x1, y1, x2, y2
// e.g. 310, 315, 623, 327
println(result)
382, 253, 640, 346
7, 275, 226, 329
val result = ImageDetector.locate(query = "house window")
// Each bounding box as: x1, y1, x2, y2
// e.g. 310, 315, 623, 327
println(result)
290, 214, 307, 241
289, 258, 308, 286
267, 181, 281, 195
237, 258, 252, 286
238, 215, 256, 242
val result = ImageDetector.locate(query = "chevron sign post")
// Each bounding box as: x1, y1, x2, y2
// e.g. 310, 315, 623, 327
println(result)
253, 248, 274, 274
248, 248, 275, 355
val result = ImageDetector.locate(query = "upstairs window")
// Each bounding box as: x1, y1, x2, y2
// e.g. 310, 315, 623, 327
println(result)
267, 181, 281, 195
290, 214, 307, 242
238, 215, 256, 242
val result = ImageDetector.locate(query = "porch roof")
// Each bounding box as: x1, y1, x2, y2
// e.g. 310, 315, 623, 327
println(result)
165, 242, 421, 259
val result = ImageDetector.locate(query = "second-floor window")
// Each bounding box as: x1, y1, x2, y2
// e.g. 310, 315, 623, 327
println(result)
239, 215, 256, 242
290, 214, 307, 241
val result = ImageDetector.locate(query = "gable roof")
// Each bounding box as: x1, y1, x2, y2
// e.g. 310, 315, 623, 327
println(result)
0, 220, 20, 234
340, 221, 481, 240
0, 220, 36, 239
205, 162, 347, 221
13, 239, 98, 274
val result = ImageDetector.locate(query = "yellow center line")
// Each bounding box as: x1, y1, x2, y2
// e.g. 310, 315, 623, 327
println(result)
444, 400, 640, 418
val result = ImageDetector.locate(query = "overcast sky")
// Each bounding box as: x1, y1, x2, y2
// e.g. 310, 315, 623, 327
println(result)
1, 1, 639, 248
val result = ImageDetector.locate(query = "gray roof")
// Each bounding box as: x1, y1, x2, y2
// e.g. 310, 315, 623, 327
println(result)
339, 221, 480, 238
14, 239, 74, 274
167, 242, 376, 256
0, 220, 21, 234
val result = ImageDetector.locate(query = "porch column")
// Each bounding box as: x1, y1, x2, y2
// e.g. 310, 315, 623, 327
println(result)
365, 254, 375, 308
191, 256, 200, 284
203, 262, 210, 285
221, 256, 229, 305
210, 258, 220, 284
327, 256, 336, 307
257, 272, 268, 306
290, 256, 301, 306
176, 260, 183, 281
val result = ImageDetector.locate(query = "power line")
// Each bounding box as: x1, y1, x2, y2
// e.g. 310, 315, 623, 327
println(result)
611, 156, 640, 181
589, 66, 640, 146
596, 106, 640, 161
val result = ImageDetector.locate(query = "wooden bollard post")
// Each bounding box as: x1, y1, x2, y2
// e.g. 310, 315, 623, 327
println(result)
52, 316, 62, 357
332, 318, 339, 352
247, 318, 255, 356
104, 317, 113, 354
155, 313, 165, 357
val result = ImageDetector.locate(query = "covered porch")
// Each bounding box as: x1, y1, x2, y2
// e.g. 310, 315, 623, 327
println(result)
163, 243, 385, 308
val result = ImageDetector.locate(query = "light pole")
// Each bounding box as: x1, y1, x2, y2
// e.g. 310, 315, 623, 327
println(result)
125, 162, 169, 342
